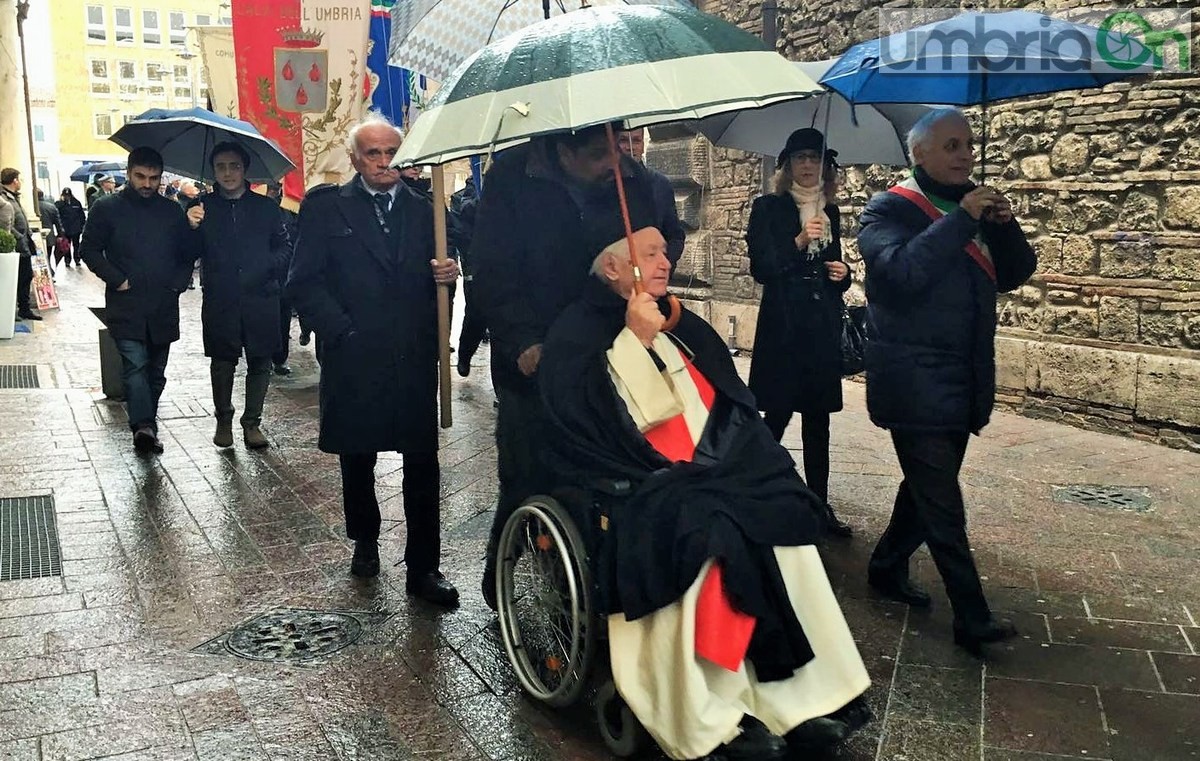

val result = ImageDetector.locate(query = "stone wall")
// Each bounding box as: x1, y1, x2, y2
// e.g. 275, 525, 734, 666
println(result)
643, 0, 1200, 451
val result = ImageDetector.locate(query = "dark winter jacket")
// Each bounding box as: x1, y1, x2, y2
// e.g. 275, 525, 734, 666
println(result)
194, 188, 290, 360
471, 141, 659, 392
747, 193, 851, 414
287, 178, 439, 455
38, 200, 62, 239
646, 167, 686, 267
858, 178, 1037, 434
0, 187, 33, 256
56, 197, 86, 238
80, 187, 197, 344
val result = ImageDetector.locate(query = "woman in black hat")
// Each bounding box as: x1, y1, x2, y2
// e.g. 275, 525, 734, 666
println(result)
746, 127, 853, 538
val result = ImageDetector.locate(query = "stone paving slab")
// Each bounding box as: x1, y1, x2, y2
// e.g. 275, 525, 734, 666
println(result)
0, 270, 1196, 760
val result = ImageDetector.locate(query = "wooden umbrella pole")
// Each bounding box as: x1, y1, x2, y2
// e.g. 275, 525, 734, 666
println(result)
431, 164, 453, 428
604, 124, 641, 292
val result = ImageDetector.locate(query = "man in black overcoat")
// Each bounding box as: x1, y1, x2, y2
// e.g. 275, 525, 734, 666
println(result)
471, 123, 661, 610
287, 113, 460, 607
190, 142, 290, 449
80, 147, 197, 454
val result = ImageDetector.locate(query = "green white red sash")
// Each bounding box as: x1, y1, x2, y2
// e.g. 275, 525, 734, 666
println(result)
889, 178, 996, 283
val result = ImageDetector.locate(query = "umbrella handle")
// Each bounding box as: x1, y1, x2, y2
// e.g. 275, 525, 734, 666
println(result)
604, 124, 681, 331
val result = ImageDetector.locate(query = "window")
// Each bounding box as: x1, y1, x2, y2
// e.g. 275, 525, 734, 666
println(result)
173, 64, 189, 83
142, 10, 160, 44
114, 7, 133, 43
169, 12, 186, 45
86, 5, 106, 42
175, 85, 193, 101
89, 59, 111, 95
122, 114, 138, 125
118, 60, 136, 80
94, 113, 113, 138
36, 161, 49, 182
33, 125, 45, 143
195, 13, 211, 26
145, 63, 167, 99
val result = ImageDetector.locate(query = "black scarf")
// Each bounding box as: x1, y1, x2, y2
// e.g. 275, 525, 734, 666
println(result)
913, 165, 975, 204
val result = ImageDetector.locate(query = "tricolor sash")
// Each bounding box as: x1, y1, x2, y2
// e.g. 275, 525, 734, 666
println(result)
889, 178, 996, 283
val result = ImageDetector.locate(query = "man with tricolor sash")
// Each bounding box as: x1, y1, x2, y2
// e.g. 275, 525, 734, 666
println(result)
858, 108, 1037, 656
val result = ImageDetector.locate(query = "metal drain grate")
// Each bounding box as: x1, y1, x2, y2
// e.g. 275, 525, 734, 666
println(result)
0, 365, 39, 389
1052, 484, 1152, 513
197, 609, 366, 663
0, 495, 62, 580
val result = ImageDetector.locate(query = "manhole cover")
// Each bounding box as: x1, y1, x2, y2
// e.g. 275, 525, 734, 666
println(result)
224, 609, 363, 662
0, 495, 62, 581
1052, 484, 1152, 512
0, 365, 39, 389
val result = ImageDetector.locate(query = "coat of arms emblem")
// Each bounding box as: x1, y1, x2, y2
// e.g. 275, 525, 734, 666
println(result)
274, 28, 327, 113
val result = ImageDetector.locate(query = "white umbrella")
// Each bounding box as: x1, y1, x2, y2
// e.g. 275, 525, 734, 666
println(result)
389, 0, 692, 82
392, 5, 824, 166
696, 59, 933, 165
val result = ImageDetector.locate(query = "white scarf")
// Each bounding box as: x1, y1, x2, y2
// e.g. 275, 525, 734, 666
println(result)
788, 181, 832, 253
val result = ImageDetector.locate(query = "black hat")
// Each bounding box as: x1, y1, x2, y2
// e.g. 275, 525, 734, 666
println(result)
776, 128, 839, 169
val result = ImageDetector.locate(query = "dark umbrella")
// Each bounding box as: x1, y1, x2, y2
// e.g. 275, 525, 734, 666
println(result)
110, 107, 296, 183
69, 161, 124, 182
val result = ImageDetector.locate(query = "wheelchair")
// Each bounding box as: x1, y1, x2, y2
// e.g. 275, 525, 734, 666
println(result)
491, 482, 652, 757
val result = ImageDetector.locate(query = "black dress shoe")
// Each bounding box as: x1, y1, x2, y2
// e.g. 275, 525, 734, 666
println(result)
867, 572, 932, 607
18, 311, 42, 321
407, 570, 460, 608
272, 363, 291, 376
718, 719, 787, 760
820, 502, 853, 538
350, 541, 380, 578
456, 356, 470, 378
785, 716, 850, 750
133, 426, 158, 453
481, 564, 498, 611
954, 617, 1018, 656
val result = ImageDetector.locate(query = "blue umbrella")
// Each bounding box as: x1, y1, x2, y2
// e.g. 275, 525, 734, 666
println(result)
819, 10, 1159, 175
820, 10, 1157, 105
69, 161, 124, 182
109, 107, 296, 184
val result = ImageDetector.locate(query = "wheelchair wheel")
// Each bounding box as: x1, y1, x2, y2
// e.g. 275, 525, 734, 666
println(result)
595, 679, 650, 758
496, 495, 596, 708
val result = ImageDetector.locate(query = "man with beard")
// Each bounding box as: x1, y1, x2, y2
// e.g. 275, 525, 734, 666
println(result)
287, 113, 460, 606
536, 226, 871, 760
80, 147, 198, 454
471, 123, 661, 609
616, 127, 686, 267
189, 142, 290, 449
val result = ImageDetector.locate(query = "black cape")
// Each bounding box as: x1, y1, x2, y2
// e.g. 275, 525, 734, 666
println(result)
538, 279, 828, 681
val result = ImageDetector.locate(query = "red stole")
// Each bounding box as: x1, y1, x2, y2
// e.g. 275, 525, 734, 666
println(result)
888, 182, 997, 283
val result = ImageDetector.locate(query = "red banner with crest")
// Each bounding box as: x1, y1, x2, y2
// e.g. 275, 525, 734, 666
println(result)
231, 0, 306, 205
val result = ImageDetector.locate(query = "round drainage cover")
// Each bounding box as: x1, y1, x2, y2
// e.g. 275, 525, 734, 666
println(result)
225, 610, 363, 662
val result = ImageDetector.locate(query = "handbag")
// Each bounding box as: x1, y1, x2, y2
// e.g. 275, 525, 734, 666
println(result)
54, 236, 71, 257
840, 304, 867, 377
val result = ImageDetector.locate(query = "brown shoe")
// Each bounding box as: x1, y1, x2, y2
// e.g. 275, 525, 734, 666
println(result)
213, 419, 233, 448
243, 425, 269, 449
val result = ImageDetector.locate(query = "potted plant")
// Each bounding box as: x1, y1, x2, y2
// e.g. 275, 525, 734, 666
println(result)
0, 228, 16, 253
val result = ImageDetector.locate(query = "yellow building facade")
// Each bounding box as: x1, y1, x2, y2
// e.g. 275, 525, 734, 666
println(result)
52, 0, 228, 159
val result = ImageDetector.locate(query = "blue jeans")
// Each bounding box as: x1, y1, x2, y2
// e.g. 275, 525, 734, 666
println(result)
114, 339, 171, 432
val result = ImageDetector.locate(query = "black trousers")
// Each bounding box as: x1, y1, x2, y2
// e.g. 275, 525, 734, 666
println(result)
339, 450, 441, 576
16, 254, 33, 313
485, 383, 553, 557
456, 277, 488, 363
869, 430, 991, 625
69, 234, 82, 264
763, 410, 831, 503
273, 295, 291, 366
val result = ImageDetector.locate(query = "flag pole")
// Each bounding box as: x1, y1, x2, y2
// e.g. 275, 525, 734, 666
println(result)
432, 164, 453, 428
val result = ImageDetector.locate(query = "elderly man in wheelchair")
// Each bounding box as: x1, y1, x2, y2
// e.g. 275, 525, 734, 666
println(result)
491, 224, 872, 760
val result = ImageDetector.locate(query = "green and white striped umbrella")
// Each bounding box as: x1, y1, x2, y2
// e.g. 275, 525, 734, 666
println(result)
391, 4, 823, 166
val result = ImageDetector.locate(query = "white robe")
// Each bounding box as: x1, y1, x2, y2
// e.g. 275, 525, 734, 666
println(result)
604, 328, 871, 761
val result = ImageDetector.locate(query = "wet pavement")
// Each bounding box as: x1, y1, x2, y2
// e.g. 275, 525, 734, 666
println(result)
0, 268, 1197, 761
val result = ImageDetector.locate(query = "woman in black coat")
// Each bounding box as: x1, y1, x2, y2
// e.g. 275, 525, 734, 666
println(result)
746, 128, 852, 537
56, 189, 86, 266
